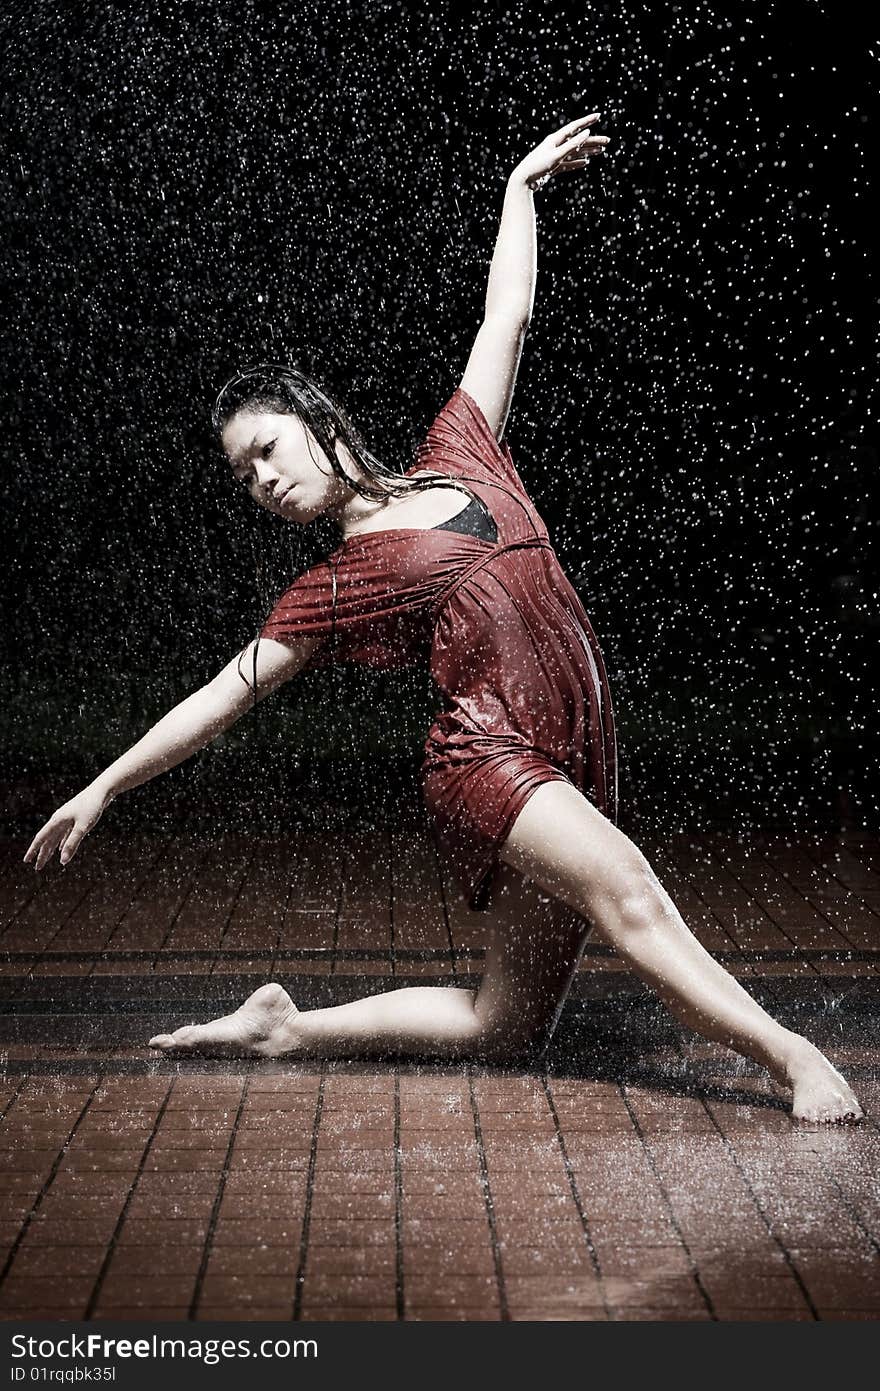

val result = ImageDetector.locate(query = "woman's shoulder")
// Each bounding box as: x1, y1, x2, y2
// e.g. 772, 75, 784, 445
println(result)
416, 386, 494, 457
414, 385, 530, 498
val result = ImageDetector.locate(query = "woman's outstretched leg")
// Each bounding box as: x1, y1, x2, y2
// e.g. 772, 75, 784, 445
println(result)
498, 781, 863, 1124
148, 866, 590, 1061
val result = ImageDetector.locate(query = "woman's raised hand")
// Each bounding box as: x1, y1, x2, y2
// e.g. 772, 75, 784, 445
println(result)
514, 113, 611, 191
23, 786, 112, 872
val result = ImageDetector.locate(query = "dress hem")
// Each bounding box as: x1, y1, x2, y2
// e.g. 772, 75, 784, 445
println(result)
453, 766, 574, 913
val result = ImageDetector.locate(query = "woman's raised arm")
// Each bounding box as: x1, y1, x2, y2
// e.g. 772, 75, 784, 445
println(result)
460, 112, 610, 441
23, 634, 316, 871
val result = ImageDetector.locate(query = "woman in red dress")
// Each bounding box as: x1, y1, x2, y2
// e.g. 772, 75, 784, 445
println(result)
25, 116, 860, 1123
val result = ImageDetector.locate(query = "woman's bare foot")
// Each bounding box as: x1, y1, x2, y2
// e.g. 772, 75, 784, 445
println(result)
148, 982, 299, 1058
770, 1036, 863, 1124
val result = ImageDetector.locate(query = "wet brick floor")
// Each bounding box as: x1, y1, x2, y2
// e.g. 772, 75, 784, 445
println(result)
0, 825, 878, 1321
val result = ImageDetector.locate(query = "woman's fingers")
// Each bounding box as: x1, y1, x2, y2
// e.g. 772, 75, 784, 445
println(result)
24, 816, 70, 871
553, 112, 601, 145
31, 838, 51, 872
23, 825, 51, 867
559, 138, 610, 165
36, 827, 66, 872
561, 130, 610, 154
59, 825, 87, 866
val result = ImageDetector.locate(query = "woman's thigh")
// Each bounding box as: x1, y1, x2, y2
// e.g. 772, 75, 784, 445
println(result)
497, 779, 648, 923
473, 858, 592, 1049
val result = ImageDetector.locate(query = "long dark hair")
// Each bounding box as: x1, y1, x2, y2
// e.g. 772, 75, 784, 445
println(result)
211, 361, 455, 707
211, 360, 448, 500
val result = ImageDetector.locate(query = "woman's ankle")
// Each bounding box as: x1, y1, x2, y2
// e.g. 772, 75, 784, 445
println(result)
768, 1029, 816, 1086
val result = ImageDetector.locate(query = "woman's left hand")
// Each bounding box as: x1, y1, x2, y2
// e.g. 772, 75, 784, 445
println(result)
513, 113, 611, 191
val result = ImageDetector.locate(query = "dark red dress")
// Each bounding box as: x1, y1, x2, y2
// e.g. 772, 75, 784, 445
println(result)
260, 387, 618, 909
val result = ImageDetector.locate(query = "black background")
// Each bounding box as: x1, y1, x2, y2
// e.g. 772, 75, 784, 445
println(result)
1, 0, 877, 838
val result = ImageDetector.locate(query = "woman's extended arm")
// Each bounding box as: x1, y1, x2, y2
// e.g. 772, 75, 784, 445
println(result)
460, 111, 610, 440
23, 634, 316, 871
481, 176, 538, 327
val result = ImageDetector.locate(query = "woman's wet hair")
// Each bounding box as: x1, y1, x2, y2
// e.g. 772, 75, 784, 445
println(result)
211, 360, 441, 501
211, 361, 453, 709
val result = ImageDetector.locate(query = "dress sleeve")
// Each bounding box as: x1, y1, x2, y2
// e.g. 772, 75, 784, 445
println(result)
259, 550, 433, 672
259, 560, 336, 670
414, 386, 532, 498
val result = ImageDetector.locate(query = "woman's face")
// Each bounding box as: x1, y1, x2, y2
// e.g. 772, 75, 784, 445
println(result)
221, 408, 353, 524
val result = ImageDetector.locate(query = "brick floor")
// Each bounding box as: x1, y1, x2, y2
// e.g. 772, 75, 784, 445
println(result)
0, 826, 878, 1321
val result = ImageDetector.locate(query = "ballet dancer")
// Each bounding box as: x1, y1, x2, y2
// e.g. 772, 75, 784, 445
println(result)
24, 115, 862, 1123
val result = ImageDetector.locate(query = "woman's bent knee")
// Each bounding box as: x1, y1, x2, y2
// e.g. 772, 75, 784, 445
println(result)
473, 1001, 556, 1058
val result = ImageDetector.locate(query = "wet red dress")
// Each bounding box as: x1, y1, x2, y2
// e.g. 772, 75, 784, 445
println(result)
260, 387, 618, 909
